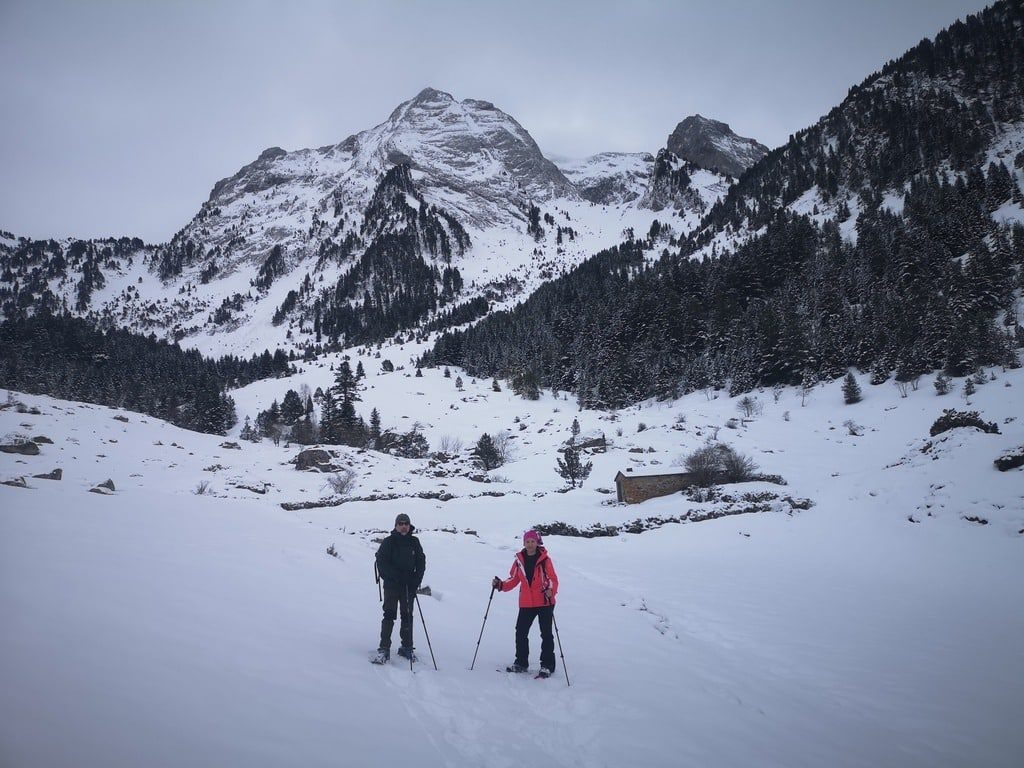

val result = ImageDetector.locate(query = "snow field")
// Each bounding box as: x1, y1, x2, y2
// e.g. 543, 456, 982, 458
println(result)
1, 358, 1023, 767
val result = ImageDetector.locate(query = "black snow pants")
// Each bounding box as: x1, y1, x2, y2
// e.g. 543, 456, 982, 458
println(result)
515, 605, 555, 672
379, 584, 414, 650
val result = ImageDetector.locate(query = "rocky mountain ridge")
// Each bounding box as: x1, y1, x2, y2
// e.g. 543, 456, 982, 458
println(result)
0, 89, 747, 356
666, 114, 769, 179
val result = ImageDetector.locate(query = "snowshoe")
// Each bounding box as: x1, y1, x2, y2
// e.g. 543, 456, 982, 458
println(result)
535, 667, 553, 679
397, 646, 417, 662
505, 663, 529, 673
371, 649, 390, 665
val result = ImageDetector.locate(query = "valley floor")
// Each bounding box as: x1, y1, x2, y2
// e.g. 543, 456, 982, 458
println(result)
2, 362, 1022, 767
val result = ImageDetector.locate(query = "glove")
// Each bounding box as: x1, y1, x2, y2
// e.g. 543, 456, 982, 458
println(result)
543, 587, 553, 602
492, 576, 502, 590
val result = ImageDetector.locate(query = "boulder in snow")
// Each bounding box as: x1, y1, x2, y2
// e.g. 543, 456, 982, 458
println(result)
1, 441, 40, 455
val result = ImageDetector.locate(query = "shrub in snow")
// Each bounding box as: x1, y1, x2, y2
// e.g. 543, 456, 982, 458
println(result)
843, 419, 863, 436
717, 444, 759, 483
194, 480, 210, 495
928, 409, 1000, 437
994, 447, 1024, 472
683, 445, 722, 487
326, 469, 356, 496
933, 372, 952, 395
435, 435, 463, 456
682, 443, 758, 486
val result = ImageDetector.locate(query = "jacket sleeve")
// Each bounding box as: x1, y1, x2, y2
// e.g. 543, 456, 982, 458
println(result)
375, 538, 396, 583
414, 539, 426, 586
499, 559, 522, 592
543, 557, 559, 601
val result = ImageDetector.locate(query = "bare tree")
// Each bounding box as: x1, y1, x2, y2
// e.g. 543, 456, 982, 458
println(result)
325, 469, 356, 496
737, 396, 761, 419
492, 431, 516, 464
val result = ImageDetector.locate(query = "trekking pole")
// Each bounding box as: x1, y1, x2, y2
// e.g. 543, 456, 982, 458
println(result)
405, 586, 414, 672
415, 593, 438, 670
552, 612, 570, 687
374, 563, 381, 602
469, 586, 496, 670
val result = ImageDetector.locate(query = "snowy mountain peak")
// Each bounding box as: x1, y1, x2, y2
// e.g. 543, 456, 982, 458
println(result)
359, 87, 576, 217
666, 114, 768, 178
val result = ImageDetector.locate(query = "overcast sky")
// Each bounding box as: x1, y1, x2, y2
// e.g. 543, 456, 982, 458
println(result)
0, 0, 991, 243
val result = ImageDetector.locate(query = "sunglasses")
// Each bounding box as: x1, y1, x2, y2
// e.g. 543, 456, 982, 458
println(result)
396, 521, 410, 526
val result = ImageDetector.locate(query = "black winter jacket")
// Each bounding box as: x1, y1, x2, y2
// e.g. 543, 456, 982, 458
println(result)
375, 528, 426, 591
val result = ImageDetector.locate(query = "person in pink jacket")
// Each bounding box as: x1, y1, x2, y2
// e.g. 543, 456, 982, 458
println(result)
492, 530, 559, 677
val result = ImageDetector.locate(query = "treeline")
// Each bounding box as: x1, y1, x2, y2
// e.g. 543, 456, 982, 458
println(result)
310, 164, 469, 346
696, 0, 1024, 241
0, 313, 293, 435
426, 192, 1023, 408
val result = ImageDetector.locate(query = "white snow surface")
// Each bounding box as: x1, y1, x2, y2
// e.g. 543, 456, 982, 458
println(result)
2, 355, 1023, 768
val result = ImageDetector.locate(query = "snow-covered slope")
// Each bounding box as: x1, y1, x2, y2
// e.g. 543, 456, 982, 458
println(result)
3, 345, 1022, 767
1, 88, 749, 357
552, 151, 654, 205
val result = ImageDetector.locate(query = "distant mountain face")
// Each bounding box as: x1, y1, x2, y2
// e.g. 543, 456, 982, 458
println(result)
426, 0, 1024, 410
554, 152, 654, 205
0, 88, 747, 356
691, 0, 1024, 256
666, 115, 768, 179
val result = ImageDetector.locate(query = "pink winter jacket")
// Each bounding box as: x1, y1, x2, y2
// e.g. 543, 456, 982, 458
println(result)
498, 547, 559, 608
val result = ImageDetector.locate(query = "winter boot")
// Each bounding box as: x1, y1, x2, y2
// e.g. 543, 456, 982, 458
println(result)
506, 663, 528, 673
536, 667, 553, 679
371, 648, 390, 665
397, 646, 417, 662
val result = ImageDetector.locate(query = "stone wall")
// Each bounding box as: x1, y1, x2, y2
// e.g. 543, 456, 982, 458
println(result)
615, 472, 696, 504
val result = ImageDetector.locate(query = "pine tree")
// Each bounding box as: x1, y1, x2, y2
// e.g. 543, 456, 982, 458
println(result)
473, 433, 502, 470
280, 389, 304, 425
556, 445, 592, 488
842, 372, 862, 404
332, 361, 360, 405
369, 408, 382, 443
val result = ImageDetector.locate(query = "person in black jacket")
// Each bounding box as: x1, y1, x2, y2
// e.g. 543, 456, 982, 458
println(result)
373, 513, 426, 663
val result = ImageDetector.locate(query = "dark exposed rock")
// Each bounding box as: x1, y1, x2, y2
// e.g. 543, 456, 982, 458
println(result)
666, 114, 767, 178
32, 435, 54, 444
33, 469, 62, 481
994, 447, 1024, 472
1, 441, 39, 455
97, 478, 115, 491
295, 448, 340, 472
2, 476, 28, 488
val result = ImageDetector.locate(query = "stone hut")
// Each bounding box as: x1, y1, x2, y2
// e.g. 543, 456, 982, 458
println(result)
614, 469, 697, 504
